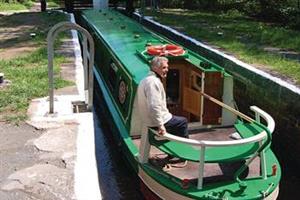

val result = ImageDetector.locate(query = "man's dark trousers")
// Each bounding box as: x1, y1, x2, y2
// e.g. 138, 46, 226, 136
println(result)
164, 115, 188, 138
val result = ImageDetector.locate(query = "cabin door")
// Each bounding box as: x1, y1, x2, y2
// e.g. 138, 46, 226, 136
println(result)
166, 60, 204, 123
202, 72, 223, 124
165, 68, 182, 116
182, 70, 203, 122
182, 70, 223, 124
165, 60, 223, 125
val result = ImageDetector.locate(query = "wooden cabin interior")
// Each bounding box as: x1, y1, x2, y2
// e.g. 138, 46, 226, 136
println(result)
164, 59, 224, 125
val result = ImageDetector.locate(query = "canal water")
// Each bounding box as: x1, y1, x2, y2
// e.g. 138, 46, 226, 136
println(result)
93, 98, 300, 200
93, 104, 144, 200
273, 144, 300, 199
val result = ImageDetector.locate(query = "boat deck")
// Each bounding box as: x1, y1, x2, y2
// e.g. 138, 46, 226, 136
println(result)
132, 126, 261, 184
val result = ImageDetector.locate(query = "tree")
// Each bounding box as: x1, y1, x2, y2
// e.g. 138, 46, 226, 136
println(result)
40, 0, 46, 12
126, 0, 134, 15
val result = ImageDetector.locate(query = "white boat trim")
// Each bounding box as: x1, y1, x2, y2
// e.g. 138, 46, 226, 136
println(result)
138, 166, 193, 200
138, 166, 279, 200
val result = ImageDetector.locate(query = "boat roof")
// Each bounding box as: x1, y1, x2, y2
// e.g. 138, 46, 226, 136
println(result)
80, 9, 227, 83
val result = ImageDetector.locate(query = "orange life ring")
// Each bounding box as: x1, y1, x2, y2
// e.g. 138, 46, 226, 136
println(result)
147, 44, 185, 56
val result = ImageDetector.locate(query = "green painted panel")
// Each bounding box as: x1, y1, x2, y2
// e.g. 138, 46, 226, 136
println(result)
94, 68, 138, 154
149, 128, 260, 163
234, 120, 265, 138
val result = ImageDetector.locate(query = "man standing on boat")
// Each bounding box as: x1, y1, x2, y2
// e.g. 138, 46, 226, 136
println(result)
136, 56, 188, 138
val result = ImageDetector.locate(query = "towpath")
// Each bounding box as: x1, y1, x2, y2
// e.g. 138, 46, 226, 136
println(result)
0, 3, 101, 200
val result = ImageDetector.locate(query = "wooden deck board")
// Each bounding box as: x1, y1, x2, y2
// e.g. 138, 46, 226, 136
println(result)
189, 127, 236, 141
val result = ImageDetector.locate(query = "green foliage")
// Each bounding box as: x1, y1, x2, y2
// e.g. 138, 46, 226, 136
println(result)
47, 0, 61, 8
159, 0, 183, 8
155, 0, 300, 29
0, 0, 29, 2
0, 0, 32, 11
147, 9, 300, 84
0, 48, 71, 121
0, 11, 72, 122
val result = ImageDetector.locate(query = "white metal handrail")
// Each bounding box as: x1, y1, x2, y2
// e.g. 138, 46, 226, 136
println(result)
153, 106, 274, 148
140, 106, 275, 189
47, 22, 95, 113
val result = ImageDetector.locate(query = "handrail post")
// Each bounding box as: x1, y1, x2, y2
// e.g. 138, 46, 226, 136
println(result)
197, 146, 205, 189
139, 129, 151, 163
255, 111, 267, 179
88, 54, 94, 110
83, 35, 88, 90
47, 33, 54, 113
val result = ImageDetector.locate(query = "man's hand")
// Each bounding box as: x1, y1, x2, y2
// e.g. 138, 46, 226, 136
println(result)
158, 125, 166, 135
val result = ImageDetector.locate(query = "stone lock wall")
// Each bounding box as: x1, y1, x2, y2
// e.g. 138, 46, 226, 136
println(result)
224, 58, 300, 170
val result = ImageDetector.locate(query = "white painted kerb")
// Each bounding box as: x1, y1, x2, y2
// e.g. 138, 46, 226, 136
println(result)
74, 113, 101, 200
70, 14, 102, 200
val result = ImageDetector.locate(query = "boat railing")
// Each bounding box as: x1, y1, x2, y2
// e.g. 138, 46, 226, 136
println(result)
139, 106, 275, 189
47, 22, 95, 113
153, 106, 274, 147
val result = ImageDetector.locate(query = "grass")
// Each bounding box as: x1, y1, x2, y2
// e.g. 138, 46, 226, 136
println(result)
145, 9, 300, 84
0, 11, 72, 123
47, 0, 61, 9
0, 0, 33, 11
0, 48, 70, 122
0, 0, 62, 11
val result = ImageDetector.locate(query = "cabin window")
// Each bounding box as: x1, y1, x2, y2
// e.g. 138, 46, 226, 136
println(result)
191, 72, 202, 91
166, 69, 180, 103
108, 62, 118, 90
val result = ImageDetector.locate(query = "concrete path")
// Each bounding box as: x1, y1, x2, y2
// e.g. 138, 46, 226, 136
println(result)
0, 14, 101, 200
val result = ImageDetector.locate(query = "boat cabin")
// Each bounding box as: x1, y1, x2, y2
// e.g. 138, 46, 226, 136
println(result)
130, 48, 237, 138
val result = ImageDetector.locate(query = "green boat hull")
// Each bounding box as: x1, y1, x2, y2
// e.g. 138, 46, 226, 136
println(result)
78, 8, 281, 199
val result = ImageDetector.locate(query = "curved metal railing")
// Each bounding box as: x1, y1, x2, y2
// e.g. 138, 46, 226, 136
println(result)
47, 22, 95, 113
140, 106, 275, 189
151, 106, 274, 147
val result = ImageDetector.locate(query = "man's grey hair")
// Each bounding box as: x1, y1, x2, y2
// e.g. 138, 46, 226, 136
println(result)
151, 56, 168, 70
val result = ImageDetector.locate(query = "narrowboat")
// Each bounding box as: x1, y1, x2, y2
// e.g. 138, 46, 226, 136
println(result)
77, 9, 281, 199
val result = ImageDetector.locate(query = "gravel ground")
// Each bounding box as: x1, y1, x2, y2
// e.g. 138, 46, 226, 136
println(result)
0, 122, 42, 199
0, 3, 78, 200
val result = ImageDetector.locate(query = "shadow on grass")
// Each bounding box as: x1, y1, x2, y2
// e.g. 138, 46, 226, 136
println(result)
0, 11, 67, 49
